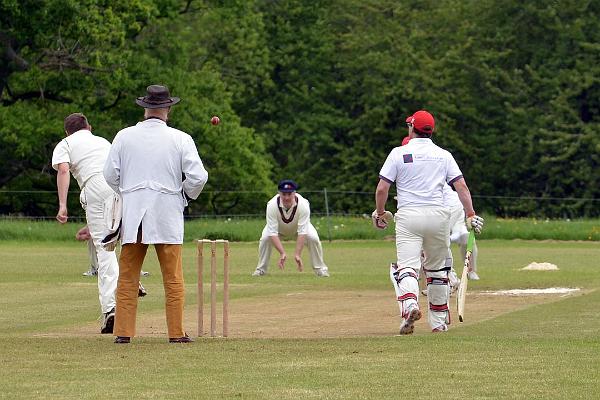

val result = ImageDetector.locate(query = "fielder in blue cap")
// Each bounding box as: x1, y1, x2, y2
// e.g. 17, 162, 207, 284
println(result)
252, 180, 329, 277
277, 179, 297, 193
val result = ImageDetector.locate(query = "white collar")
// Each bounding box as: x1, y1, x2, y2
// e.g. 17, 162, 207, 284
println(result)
70, 129, 92, 136
139, 118, 167, 125
410, 138, 432, 144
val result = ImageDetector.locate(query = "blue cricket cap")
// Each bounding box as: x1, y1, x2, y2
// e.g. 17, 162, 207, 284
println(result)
277, 179, 298, 193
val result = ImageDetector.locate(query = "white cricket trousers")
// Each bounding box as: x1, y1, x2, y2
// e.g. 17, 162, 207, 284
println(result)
392, 206, 451, 329
395, 206, 450, 271
88, 238, 99, 270
80, 174, 118, 313
255, 224, 328, 274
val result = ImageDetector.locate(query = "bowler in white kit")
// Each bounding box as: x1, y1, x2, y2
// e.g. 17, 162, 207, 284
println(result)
51, 113, 119, 334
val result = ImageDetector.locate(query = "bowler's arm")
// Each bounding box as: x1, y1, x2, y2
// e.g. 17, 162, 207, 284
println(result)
56, 163, 70, 223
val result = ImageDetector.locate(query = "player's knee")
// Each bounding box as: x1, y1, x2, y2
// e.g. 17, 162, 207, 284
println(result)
392, 265, 419, 285
426, 271, 450, 309
427, 281, 449, 302
427, 283, 450, 323
306, 234, 321, 245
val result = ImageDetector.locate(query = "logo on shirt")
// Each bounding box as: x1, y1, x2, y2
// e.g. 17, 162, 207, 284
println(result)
403, 154, 413, 163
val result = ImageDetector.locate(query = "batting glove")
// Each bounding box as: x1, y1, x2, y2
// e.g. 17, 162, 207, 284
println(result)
372, 210, 393, 230
466, 213, 484, 234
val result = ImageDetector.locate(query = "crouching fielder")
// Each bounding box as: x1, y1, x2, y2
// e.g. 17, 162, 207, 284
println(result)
252, 180, 329, 277
374, 110, 483, 334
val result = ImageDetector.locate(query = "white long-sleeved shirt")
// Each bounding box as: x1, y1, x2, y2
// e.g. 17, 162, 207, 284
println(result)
103, 119, 208, 244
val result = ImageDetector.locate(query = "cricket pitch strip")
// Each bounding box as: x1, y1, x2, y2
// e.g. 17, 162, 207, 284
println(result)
49, 288, 584, 339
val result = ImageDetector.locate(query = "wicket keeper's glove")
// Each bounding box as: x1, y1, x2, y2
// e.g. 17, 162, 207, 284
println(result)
372, 210, 393, 230
466, 213, 484, 234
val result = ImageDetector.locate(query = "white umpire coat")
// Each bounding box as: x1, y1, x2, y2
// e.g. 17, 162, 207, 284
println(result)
103, 118, 208, 244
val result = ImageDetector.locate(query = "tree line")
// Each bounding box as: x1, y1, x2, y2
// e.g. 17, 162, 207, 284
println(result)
1, 0, 598, 218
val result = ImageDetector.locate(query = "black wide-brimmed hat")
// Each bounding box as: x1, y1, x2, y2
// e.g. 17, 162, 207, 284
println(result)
135, 85, 180, 109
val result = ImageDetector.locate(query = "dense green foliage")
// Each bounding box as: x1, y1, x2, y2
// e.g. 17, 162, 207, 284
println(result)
0, 0, 273, 216
1, 0, 598, 217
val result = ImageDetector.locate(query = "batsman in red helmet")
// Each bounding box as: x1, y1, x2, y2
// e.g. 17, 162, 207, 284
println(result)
374, 110, 484, 334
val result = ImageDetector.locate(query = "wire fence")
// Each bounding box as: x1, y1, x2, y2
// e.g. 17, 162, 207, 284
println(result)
0, 189, 599, 220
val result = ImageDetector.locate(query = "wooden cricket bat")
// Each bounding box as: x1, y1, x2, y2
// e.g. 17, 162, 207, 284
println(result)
457, 231, 476, 322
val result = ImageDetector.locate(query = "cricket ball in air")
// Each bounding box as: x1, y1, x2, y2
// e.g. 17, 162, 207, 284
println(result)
211, 116, 220, 126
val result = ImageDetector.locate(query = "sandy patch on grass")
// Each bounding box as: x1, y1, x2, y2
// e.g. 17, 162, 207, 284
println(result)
483, 287, 580, 296
521, 262, 559, 271
43, 288, 582, 339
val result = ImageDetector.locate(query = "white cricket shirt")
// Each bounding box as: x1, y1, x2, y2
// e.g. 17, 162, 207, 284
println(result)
379, 138, 463, 208
265, 193, 310, 237
51, 130, 112, 188
443, 183, 463, 209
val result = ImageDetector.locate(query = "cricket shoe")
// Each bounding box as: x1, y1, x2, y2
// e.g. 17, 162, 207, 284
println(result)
140, 271, 150, 277
114, 336, 130, 344
82, 266, 98, 277
315, 268, 330, 277
138, 282, 147, 297
467, 271, 480, 281
252, 269, 266, 277
169, 333, 194, 343
431, 324, 448, 333
399, 306, 422, 335
100, 307, 115, 334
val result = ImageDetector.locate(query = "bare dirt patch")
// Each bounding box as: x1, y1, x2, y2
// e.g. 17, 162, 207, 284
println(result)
483, 287, 580, 296
46, 288, 581, 339
521, 262, 559, 271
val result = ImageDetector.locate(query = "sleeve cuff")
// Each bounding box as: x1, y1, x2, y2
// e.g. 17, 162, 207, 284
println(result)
378, 175, 393, 184
448, 175, 463, 187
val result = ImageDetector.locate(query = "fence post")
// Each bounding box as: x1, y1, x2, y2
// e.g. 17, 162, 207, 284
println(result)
324, 188, 332, 242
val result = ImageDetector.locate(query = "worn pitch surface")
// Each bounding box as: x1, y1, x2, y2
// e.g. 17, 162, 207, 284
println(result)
50, 289, 579, 338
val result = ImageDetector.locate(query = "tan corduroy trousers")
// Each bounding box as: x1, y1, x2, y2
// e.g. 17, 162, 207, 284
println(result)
114, 242, 185, 338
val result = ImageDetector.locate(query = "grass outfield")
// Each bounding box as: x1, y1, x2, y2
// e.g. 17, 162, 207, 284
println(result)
0, 240, 599, 399
1, 216, 599, 241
